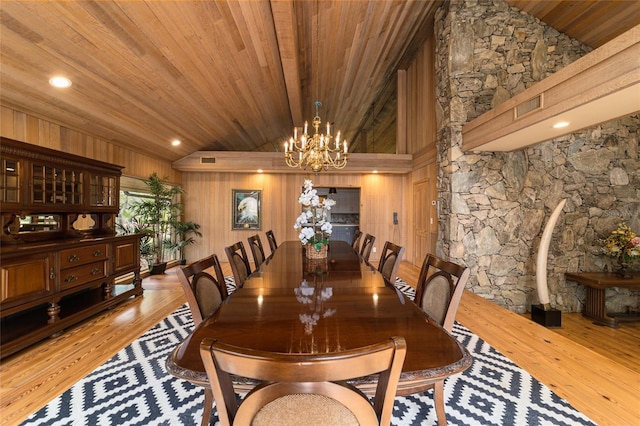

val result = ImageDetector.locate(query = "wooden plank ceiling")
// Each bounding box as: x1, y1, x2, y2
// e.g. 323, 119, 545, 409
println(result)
1, 1, 638, 162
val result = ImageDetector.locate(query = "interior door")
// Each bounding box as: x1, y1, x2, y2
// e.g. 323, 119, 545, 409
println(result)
413, 179, 437, 266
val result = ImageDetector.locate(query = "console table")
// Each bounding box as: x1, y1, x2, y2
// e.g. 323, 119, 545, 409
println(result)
565, 272, 640, 328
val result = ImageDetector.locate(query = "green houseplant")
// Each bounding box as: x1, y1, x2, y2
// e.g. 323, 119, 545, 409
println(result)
116, 213, 155, 269
131, 173, 185, 274
172, 220, 202, 265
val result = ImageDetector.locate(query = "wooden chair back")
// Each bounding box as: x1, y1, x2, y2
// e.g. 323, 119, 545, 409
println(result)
247, 234, 266, 268
359, 233, 376, 263
265, 229, 278, 254
224, 241, 251, 288
200, 336, 407, 426
176, 254, 227, 326
351, 229, 363, 251
414, 254, 470, 332
377, 241, 405, 285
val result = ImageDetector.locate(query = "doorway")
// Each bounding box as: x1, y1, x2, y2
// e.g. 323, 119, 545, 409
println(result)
413, 178, 437, 266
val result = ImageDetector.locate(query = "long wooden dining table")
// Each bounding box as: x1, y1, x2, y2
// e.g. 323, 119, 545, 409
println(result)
166, 240, 471, 398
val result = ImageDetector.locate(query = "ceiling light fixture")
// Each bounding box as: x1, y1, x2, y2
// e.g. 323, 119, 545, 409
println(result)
284, 1, 348, 173
171, 139, 181, 146
553, 121, 570, 129
49, 76, 72, 88
285, 101, 348, 172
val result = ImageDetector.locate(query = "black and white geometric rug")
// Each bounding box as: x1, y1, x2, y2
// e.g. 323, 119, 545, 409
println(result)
22, 279, 595, 426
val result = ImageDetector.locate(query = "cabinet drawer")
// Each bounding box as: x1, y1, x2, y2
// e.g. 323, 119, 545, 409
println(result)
60, 243, 108, 268
60, 261, 106, 290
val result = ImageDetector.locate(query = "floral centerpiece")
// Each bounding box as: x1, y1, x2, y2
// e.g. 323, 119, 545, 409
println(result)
294, 179, 335, 258
603, 222, 640, 276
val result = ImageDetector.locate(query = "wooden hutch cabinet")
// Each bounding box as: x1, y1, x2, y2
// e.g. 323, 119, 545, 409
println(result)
0, 137, 142, 359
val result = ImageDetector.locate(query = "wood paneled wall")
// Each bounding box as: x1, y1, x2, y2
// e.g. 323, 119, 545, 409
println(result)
405, 32, 439, 265
0, 106, 179, 183
406, 35, 437, 155
182, 172, 410, 264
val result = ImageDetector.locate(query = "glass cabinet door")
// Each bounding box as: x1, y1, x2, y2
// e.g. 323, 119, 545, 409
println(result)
90, 175, 117, 207
31, 164, 83, 205
1, 158, 21, 206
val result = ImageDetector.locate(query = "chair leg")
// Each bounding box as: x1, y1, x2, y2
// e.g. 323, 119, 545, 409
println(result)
201, 388, 213, 426
434, 380, 447, 426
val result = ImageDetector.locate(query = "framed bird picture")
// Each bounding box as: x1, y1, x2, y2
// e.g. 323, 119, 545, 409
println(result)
232, 189, 261, 230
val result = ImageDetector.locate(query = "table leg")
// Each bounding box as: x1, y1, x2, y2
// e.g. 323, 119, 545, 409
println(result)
583, 286, 619, 328
434, 380, 447, 426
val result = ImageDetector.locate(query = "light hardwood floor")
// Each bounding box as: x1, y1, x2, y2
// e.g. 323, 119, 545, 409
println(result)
1, 262, 638, 426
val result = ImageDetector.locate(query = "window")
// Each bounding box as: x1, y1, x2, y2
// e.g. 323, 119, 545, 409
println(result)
117, 176, 180, 271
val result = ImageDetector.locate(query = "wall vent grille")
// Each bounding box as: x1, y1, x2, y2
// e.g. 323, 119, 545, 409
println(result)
201, 157, 216, 164
514, 94, 543, 119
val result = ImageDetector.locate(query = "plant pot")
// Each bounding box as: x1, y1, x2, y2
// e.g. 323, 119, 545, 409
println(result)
306, 257, 328, 275
149, 262, 168, 275
616, 260, 633, 278
179, 259, 187, 266
306, 244, 328, 259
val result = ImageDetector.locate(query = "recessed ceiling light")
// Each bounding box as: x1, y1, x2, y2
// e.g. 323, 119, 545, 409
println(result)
171, 139, 181, 146
553, 121, 570, 129
372, 170, 378, 174
49, 76, 72, 88
257, 169, 263, 173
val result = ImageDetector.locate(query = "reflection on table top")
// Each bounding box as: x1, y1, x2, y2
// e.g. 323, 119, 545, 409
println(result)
167, 241, 471, 396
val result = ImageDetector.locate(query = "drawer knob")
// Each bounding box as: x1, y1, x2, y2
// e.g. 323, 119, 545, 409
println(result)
68, 254, 80, 262
91, 268, 102, 275
65, 274, 78, 282
93, 249, 103, 257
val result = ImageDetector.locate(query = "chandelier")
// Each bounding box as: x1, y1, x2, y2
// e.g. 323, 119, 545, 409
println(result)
284, 0, 348, 173
284, 101, 348, 172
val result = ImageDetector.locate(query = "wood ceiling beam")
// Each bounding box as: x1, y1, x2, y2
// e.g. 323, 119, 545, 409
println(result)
270, 0, 304, 127
172, 151, 412, 174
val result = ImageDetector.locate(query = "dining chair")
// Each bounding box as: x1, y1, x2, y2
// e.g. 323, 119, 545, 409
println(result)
351, 229, 363, 252
359, 233, 376, 263
414, 254, 470, 332
247, 234, 266, 268
176, 254, 227, 326
265, 229, 278, 254
200, 336, 407, 426
176, 253, 227, 426
377, 241, 405, 285
224, 241, 252, 288
413, 253, 470, 425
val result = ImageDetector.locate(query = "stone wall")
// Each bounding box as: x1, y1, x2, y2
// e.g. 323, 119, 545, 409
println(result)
434, 0, 640, 313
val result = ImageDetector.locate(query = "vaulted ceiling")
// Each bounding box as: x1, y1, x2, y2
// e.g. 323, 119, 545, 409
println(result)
1, 1, 638, 162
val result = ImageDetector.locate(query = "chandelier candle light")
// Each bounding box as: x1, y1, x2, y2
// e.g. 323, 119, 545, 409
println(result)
284, 101, 348, 172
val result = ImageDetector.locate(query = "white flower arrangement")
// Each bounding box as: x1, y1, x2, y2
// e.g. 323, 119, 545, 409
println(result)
293, 179, 335, 250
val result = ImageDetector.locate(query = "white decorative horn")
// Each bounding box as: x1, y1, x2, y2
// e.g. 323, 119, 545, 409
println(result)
536, 198, 566, 310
